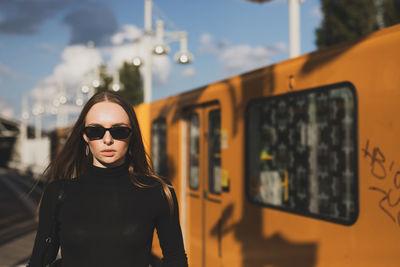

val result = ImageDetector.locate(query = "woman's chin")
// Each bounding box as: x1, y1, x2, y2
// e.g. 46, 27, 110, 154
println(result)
96, 155, 124, 166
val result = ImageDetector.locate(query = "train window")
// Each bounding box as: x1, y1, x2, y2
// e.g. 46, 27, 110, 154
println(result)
246, 84, 358, 225
151, 118, 167, 178
208, 109, 221, 195
188, 113, 200, 190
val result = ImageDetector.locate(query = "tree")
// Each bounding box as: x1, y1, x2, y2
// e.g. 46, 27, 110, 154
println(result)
382, 0, 400, 26
118, 61, 143, 106
95, 61, 143, 106
96, 64, 112, 93
316, 0, 378, 49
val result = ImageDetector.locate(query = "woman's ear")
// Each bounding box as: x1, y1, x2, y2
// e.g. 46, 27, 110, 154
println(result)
83, 133, 88, 143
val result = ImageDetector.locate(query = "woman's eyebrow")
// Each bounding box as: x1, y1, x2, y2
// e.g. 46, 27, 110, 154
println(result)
87, 122, 130, 126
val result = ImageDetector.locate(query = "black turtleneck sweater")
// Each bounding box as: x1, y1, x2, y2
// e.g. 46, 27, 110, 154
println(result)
28, 161, 188, 267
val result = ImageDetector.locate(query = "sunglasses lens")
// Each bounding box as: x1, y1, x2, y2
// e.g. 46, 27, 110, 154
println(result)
85, 126, 105, 140
110, 127, 131, 139
85, 126, 131, 140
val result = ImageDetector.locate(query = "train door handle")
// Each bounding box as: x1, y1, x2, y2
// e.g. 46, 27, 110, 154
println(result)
203, 190, 208, 198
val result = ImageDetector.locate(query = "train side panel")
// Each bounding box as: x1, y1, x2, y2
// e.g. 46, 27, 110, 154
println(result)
137, 25, 400, 267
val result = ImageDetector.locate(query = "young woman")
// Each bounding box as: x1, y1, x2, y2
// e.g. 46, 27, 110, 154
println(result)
28, 91, 188, 267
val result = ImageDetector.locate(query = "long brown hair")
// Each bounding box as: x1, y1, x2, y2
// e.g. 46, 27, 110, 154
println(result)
40, 91, 173, 213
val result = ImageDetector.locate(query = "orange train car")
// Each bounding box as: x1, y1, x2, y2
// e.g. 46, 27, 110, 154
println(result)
135, 24, 400, 267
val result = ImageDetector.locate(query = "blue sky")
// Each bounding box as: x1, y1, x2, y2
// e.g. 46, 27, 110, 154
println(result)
0, 0, 322, 130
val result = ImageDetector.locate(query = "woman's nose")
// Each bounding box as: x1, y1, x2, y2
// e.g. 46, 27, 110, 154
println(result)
103, 129, 114, 144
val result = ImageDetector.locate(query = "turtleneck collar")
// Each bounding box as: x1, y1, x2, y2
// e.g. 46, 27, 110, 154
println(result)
87, 160, 130, 178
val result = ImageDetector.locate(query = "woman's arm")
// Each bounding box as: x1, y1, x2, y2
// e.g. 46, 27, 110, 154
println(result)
27, 181, 61, 267
155, 186, 188, 267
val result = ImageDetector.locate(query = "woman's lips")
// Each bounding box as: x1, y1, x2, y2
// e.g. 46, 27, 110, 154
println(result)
101, 150, 116, 156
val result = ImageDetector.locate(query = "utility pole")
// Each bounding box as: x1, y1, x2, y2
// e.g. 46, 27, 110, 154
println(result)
289, 0, 301, 58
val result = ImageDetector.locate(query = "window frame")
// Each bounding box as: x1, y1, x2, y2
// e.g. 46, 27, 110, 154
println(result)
188, 112, 200, 191
244, 81, 359, 226
151, 117, 168, 178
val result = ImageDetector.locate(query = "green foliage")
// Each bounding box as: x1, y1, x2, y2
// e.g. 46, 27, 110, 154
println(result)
118, 62, 143, 106
96, 64, 112, 93
316, 0, 379, 49
382, 0, 400, 26
95, 62, 143, 106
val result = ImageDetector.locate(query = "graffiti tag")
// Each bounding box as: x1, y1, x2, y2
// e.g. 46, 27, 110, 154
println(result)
362, 139, 400, 226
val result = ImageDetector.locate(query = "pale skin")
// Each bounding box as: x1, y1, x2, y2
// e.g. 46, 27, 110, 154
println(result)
82, 101, 132, 168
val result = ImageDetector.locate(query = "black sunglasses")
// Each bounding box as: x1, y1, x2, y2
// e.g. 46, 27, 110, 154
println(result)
83, 126, 132, 140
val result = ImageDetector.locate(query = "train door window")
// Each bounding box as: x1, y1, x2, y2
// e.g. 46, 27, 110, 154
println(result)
151, 118, 167, 178
246, 83, 358, 225
208, 109, 221, 195
189, 113, 200, 190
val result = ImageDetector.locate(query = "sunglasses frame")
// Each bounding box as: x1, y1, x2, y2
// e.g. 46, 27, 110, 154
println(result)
83, 126, 132, 140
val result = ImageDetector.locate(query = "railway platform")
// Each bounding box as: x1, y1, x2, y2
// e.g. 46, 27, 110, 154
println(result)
0, 168, 42, 266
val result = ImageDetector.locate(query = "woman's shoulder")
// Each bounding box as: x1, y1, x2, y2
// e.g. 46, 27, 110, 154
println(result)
44, 178, 77, 195
44, 179, 64, 192
135, 176, 175, 199
46, 178, 76, 187
136, 175, 171, 187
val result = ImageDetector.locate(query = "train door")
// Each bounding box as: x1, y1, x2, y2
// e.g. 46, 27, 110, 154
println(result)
186, 102, 222, 267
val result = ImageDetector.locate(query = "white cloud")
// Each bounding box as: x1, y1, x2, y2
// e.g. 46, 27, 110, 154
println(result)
0, 99, 15, 119
198, 33, 287, 75
152, 55, 171, 85
106, 24, 171, 85
31, 24, 173, 121
200, 33, 213, 45
198, 32, 230, 54
111, 25, 142, 45
30, 44, 103, 121
220, 42, 287, 75
181, 66, 196, 77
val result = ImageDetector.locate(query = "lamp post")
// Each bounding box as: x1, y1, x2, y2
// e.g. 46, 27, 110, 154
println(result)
20, 94, 29, 143
289, 0, 301, 58
110, 70, 123, 92
248, 0, 301, 58
32, 98, 44, 139
53, 83, 68, 128
80, 41, 100, 100
142, 0, 193, 103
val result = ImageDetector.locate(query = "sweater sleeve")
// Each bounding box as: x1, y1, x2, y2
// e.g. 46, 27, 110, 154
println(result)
155, 186, 188, 267
27, 181, 61, 267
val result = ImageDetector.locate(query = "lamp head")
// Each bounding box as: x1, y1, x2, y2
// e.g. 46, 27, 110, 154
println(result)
76, 98, 84, 106
111, 83, 124, 92
175, 51, 194, 64
153, 44, 169, 55
92, 79, 100, 88
81, 85, 90, 93
132, 56, 143, 67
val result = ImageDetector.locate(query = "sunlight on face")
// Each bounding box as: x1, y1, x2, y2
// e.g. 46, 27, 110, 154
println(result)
82, 101, 131, 168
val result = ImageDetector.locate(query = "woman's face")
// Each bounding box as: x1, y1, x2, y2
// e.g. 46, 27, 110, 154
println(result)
83, 101, 132, 168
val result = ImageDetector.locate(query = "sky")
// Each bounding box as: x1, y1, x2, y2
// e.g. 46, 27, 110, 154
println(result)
0, 0, 322, 131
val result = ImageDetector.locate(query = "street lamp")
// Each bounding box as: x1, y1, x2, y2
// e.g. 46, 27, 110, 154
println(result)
75, 86, 84, 106
142, 0, 193, 103
174, 32, 193, 64
54, 83, 68, 128
20, 94, 29, 145
32, 100, 44, 139
132, 56, 143, 67
80, 41, 101, 99
248, 0, 301, 58
110, 70, 123, 92
152, 21, 169, 55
